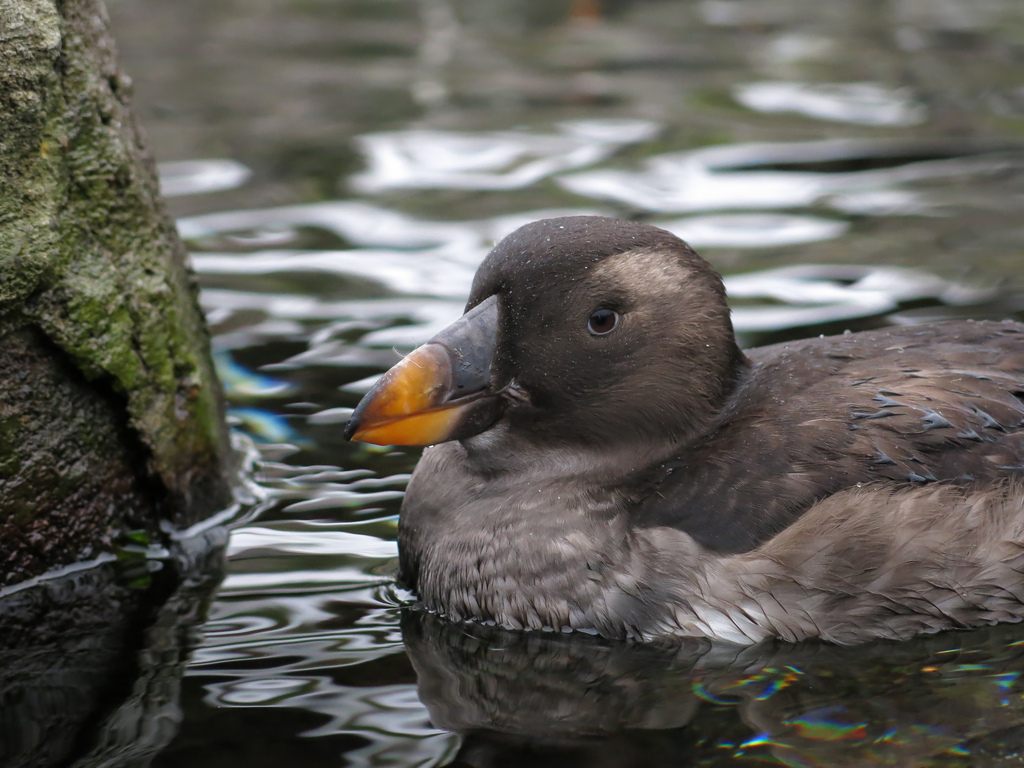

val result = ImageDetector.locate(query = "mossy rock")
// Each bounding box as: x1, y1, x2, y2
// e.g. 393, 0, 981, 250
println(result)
0, 0, 232, 586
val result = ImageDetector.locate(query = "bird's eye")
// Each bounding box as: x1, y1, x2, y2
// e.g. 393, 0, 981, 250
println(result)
587, 308, 619, 336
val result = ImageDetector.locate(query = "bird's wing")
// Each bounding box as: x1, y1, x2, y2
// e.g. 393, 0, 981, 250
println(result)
631, 321, 1024, 553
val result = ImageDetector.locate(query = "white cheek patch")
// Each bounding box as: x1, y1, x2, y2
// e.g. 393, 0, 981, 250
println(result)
591, 247, 693, 304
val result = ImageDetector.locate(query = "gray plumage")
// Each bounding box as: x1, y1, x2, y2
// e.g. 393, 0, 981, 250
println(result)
388, 216, 1024, 644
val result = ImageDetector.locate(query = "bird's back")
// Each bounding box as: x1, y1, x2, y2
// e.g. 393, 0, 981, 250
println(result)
631, 319, 1024, 553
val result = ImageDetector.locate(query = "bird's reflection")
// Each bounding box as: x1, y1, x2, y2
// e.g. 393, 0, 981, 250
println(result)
403, 610, 1024, 767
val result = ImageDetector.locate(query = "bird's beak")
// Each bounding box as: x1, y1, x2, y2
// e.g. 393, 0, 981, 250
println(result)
344, 295, 503, 446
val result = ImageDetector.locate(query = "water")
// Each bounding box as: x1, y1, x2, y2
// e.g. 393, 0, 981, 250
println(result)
73, 0, 1024, 764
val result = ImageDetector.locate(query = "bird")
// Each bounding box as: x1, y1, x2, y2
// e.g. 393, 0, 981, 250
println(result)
344, 215, 1024, 645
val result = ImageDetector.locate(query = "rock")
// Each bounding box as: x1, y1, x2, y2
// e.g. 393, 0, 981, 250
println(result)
0, 0, 233, 586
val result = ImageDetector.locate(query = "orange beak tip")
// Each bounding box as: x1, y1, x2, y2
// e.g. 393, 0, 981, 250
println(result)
346, 404, 473, 447
345, 342, 480, 446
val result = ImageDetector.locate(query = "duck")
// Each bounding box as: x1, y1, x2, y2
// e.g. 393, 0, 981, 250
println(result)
344, 215, 1024, 645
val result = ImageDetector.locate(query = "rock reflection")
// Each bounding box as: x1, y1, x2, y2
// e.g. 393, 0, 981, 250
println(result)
404, 611, 1024, 767
0, 530, 226, 768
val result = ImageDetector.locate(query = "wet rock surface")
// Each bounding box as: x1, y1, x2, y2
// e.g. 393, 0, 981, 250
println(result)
0, 0, 232, 587
0, 326, 156, 584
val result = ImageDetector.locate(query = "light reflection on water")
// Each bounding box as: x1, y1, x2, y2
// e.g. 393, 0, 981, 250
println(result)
97, 0, 1024, 765
158, 159, 253, 197
557, 138, 1024, 214
351, 119, 660, 192
733, 81, 928, 126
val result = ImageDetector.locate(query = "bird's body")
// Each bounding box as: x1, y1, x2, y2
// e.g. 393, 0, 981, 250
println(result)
347, 216, 1024, 644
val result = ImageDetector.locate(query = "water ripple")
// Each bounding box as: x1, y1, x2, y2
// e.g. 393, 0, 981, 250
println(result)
557, 139, 1024, 213
734, 82, 927, 126
158, 159, 252, 197
351, 119, 660, 192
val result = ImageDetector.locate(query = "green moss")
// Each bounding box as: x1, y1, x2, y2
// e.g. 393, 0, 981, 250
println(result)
60, 266, 139, 387
0, 0, 231, 561
0, 2, 64, 309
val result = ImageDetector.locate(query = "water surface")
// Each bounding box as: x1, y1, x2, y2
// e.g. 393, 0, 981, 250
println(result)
100, 0, 1024, 764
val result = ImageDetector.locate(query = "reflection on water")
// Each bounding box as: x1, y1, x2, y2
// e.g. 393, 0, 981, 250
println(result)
733, 81, 927, 126
60, 0, 1024, 765
558, 138, 1024, 214
158, 159, 253, 197
0, 528, 227, 768
656, 213, 849, 249
351, 120, 659, 192
406, 613, 1024, 767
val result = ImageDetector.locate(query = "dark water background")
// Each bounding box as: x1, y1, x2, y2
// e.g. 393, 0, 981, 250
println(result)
89, 0, 1024, 764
